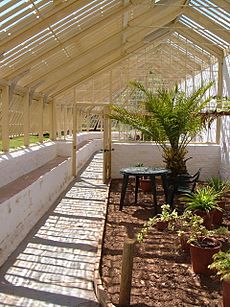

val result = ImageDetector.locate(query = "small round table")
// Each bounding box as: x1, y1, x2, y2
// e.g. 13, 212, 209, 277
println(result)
119, 166, 171, 213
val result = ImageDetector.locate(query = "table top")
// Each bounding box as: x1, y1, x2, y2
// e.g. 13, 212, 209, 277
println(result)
120, 166, 171, 176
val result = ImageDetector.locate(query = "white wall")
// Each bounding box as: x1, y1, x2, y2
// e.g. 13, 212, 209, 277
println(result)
0, 134, 103, 267
0, 142, 57, 188
111, 142, 220, 181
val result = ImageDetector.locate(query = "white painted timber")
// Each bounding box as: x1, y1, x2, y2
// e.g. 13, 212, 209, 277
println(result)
111, 142, 221, 181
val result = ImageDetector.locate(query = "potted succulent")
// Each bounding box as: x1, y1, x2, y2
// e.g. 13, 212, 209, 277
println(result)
209, 250, 230, 307
184, 186, 221, 229
207, 176, 230, 226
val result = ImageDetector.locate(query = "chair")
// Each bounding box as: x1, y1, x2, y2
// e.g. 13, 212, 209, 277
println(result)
168, 168, 201, 209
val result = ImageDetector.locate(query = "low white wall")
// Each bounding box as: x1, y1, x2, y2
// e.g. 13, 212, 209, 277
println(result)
111, 142, 220, 181
0, 158, 71, 267
0, 135, 102, 267
0, 142, 57, 188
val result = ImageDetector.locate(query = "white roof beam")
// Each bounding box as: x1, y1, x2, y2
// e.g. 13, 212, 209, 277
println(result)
184, 6, 230, 44
177, 22, 224, 59
23, 33, 122, 88
3, 4, 131, 80
0, 0, 94, 53
210, 0, 230, 13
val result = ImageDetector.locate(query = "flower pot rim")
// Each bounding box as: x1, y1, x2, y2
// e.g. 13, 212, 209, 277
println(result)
190, 237, 221, 249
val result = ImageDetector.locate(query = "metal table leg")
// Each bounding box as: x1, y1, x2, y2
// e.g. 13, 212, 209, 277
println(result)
135, 175, 140, 203
150, 175, 157, 213
119, 174, 129, 211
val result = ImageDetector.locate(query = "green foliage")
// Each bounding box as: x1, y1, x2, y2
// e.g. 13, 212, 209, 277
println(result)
136, 204, 177, 242
207, 176, 230, 196
209, 250, 230, 281
176, 210, 228, 244
0, 135, 50, 152
184, 186, 221, 212
110, 80, 214, 176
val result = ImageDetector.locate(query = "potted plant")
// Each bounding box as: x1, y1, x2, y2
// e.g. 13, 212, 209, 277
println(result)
155, 204, 177, 230
135, 163, 152, 193
176, 210, 204, 252
136, 204, 178, 242
184, 186, 221, 229
189, 235, 222, 276
209, 250, 230, 307
207, 176, 230, 226
187, 222, 228, 275
110, 80, 214, 177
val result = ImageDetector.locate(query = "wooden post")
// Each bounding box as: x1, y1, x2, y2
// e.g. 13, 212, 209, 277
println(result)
119, 239, 135, 307
72, 93, 77, 177
49, 100, 54, 140
103, 107, 108, 184
38, 97, 44, 143
23, 89, 30, 147
216, 57, 223, 144
2, 85, 10, 152
64, 105, 67, 139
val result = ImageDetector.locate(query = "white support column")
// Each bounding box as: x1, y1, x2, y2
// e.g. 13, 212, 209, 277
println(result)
103, 107, 108, 184
38, 97, 44, 143
1, 85, 10, 152
52, 100, 57, 140
64, 106, 67, 139
103, 106, 111, 184
216, 58, 224, 144
72, 90, 77, 177
23, 89, 30, 147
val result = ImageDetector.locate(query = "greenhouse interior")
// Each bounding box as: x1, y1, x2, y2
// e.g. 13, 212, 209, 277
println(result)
0, 0, 230, 306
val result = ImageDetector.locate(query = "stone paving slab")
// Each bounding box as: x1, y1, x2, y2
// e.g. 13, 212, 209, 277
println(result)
0, 152, 108, 306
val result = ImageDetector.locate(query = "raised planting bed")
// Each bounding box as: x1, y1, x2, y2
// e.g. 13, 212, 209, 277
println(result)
100, 179, 230, 307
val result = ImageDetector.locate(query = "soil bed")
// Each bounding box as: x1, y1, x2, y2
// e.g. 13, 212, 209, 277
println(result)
101, 179, 230, 307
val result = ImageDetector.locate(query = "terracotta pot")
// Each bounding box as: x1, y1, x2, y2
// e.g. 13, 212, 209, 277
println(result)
223, 279, 230, 307
190, 237, 221, 275
156, 220, 168, 230
194, 210, 214, 230
140, 178, 152, 193
213, 201, 225, 226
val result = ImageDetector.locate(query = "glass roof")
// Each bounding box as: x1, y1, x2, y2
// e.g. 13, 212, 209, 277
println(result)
190, 0, 230, 30
0, 0, 229, 98
180, 14, 230, 49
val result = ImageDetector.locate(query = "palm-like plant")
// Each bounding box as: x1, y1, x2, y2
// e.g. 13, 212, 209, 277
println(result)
110, 80, 214, 176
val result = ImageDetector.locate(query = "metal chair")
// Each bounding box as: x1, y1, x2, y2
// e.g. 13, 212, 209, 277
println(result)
168, 168, 201, 208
